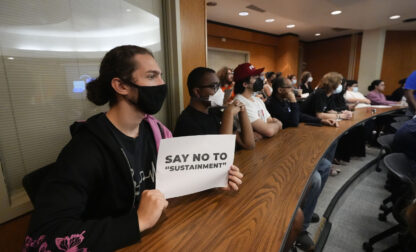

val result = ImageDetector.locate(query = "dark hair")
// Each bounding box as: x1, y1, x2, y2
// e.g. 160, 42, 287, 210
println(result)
301, 71, 312, 84
399, 78, 407, 85
271, 77, 286, 97
368, 79, 383, 91
265, 72, 275, 80
275, 72, 282, 78
86, 45, 153, 106
234, 77, 251, 94
287, 74, 296, 80
187, 67, 216, 97
346, 80, 358, 88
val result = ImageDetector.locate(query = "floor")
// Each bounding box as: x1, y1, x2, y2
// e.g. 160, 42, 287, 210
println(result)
308, 146, 398, 252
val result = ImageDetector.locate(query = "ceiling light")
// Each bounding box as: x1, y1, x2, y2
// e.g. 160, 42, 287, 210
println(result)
286, 24, 295, 28
389, 15, 401, 20
331, 10, 342, 15
239, 11, 249, 16
126, 8, 131, 12
265, 18, 275, 23
7, 57, 14, 60
315, 33, 321, 36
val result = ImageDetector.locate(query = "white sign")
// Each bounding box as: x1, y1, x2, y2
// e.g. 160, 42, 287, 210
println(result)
156, 134, 236, 199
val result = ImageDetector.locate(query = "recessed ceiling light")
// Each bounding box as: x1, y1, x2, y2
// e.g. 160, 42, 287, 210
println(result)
331, 10, 342, 15
265, 18, 275, 23
315, 33, 321, 36
286, 24, 295, 28
239, 11, 249, 16
7, 57, 14, 60
126, 8, 131, 12
389, 15, 401, 20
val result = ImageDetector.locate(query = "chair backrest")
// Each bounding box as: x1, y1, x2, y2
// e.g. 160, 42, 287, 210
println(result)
391, 121, 406, 131
377, 134, 395, 152
22, 163, 55, 205
383, 153, 415, 185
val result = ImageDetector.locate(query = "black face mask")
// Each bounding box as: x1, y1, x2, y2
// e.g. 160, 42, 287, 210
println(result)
124, 80, 168, 115
253, 77, 264, 92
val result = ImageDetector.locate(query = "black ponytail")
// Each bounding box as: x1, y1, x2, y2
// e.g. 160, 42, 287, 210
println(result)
86, 45, 153, 106
368, 79, 382, 91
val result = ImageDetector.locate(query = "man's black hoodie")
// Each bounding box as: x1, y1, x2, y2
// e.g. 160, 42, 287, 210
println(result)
24, 113, 169, 251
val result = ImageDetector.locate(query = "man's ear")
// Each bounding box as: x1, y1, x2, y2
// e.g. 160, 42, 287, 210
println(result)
111, 77, 130, 95
192, 87, 200, 98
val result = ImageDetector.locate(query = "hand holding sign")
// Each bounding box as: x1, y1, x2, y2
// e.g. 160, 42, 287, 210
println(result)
156, 135, 236, 199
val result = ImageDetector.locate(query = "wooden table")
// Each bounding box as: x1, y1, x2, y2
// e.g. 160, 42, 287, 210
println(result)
119, 106, 405, 252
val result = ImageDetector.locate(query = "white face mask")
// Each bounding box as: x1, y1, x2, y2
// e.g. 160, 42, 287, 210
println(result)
333, 84, 343, 94
292, 79, 297, 85
308, 77, 313, 83
352, 87, 359, 92
208, 88, 225, 107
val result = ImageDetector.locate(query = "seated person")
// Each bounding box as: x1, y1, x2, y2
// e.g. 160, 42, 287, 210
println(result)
387, 78, 406, 102
404, 71, 416, 115
232, 63, 282, 140
300, 71, 314, 94
24, 46, 243, 252
266, 77, 338, 128
174, 67, 255, 150
263, 71, 275, 97
217, 66, 235, 103
344, 80, 371, 105
393, 116, 416, 167
366, 80, 399, 105
265, 77, 335, 250
300, 72, 352, 121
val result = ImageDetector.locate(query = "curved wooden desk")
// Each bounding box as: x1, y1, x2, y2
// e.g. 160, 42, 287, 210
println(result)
119, 107, 405, 252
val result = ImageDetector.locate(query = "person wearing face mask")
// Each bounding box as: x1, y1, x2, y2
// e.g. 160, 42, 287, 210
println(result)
24, 46, 243, 252
233, 63, 282, 140
300, 71, 314, 94
366, 80, 400, 105
300, 72, 352, 121
217, 66, 235, 103
174, 67, 255, 150
344, 80, 371, 106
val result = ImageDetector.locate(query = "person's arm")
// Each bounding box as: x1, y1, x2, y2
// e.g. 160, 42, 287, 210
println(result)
252, 119, 280, 137
345, 97, 371, 104
263, 84, 273, 97
26, 138, 166, 251
235, 105, 255, 150
220, 101, 241, 134
405, 89, 416, 112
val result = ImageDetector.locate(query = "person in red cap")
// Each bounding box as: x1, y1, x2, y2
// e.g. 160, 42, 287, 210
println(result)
233, 63, 282, 140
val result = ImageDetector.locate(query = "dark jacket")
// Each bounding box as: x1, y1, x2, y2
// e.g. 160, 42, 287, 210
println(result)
24, 113, 171, 252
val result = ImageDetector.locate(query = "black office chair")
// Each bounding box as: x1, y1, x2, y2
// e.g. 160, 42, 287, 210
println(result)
22, 163, 55, 205
375, 134, 395, 172
391, 121, 406, 131
363, 153, 415, 252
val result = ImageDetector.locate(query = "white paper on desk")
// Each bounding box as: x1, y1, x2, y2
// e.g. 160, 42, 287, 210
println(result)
371, 105, 392, 108
301, 93, 309, 98
156, 135, 236, 199
355, 103, 371, 108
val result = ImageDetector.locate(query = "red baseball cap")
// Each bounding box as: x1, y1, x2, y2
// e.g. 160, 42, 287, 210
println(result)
233, 63, 264, 82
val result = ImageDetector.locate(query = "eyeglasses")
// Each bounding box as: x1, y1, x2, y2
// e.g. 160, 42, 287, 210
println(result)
199, 83, 220, 92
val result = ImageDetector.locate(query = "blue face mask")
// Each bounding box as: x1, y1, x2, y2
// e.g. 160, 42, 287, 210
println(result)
352, 87, 359, 92
333, 84, 343, 94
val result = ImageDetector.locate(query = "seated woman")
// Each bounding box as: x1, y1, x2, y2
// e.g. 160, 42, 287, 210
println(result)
300, 71, 314, 94
366, 80, 399, 105
344, 80, 371, 105
24, 46, 243, 252
217, 66, 235, 103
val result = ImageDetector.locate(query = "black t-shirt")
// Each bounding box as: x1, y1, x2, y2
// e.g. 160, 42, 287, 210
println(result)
174, 106, 222, 137
105, 117, 156, 207
300, 88, 330, 116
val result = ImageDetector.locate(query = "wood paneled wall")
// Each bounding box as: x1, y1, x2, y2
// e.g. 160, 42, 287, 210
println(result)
180, 0, 207, 107
303, 35, 360, 88
207, 22, 299, 77
381, 30, 416, 95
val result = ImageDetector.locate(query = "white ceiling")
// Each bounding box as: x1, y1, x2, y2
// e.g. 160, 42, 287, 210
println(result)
207, 0, 416, 41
